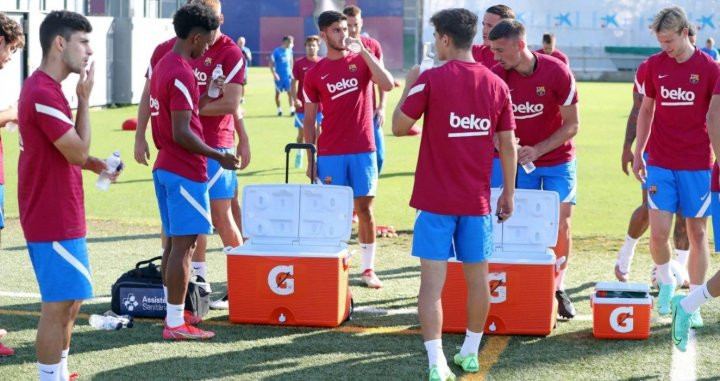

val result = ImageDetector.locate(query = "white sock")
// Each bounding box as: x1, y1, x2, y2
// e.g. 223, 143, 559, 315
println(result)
556, 268, 567, 291
617, 235, 639, 272
290, 106, 296, 113
59, 348, 69, 381
360, 242, 376, 271
277, 106, 282, 113
675, 249, 690, 267
37, 362, 60, 381
191, 261, 207, 279
165, 302, 185, 328
459, 329, 483, 357
163, 285, 168, 302
424, 339, 446, 369
681, 282, 713, 313
657, 262, 674, 285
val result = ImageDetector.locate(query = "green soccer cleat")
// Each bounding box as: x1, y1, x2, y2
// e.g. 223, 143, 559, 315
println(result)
671, 295, 692, 352
453, 352, 479, 373
690, 309, 704, 329
428, 365, 456, 381
657, 282, 676, 315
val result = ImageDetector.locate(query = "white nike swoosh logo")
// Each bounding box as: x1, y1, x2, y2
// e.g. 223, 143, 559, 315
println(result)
701, 193, 710, 201
321, 74, 329, 79
658, 75, 669, 79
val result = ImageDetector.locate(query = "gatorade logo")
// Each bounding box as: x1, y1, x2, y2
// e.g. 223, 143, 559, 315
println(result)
489, 272, 507, 303
511, 102, 544, 119
660, 86, 695, 106
193, 68, 208, 85
326, 78, 359, 100
268, 265, 294, 295
609, 306, 634, 333
149, 96, 159, 116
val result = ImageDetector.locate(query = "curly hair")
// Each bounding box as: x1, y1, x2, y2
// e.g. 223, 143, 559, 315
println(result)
0, 13, 24, 50
173, 3, 220, 39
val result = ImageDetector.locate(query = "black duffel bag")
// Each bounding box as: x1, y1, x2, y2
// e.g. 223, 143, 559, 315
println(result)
111, 256, 210, 318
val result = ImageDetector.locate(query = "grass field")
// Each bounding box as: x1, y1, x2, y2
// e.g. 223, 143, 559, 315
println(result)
1, 67, 720, 380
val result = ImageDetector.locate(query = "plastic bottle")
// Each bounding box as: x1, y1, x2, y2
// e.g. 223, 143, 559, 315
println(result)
208, 64, 223, 98
521, 161, 536, 174
103, 310, 134, 328
89, 314, 122, 330
96, 151, 122, 191
4, 122, 17, 132
344, 37, 361, 53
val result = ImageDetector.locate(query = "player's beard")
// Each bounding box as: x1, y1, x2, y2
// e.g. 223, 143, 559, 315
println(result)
327, 37, 345, 53
63, 50, 87, 74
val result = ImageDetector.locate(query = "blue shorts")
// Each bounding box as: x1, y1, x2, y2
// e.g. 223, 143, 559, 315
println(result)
712, 192, 720, 252
412, 211, 493, 263
517, 159, 577, 204
374, 115, 385, 175
28, 238, 93, 302
490, 157, 503, 188
294, 111, 323, 128
0, 183, 5, 229
275, 76, 291, 93
646, 166, 711, 217
207, 148, 238, 200
317, 152, 378, 197
641, 152, 650, 190
153, 169, 213, 237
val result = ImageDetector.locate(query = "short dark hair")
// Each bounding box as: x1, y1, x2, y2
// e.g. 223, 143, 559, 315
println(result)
486, 5, 515, 20
173, 3, 219, 40
488, 19, 525, 42
343, 5, 361, 17
688, 24, 697, 37
318, 10, 346, 31
39, 11, 92, 56
429, 8, 477, 50
0, 13, 24, 50
305, 35, 320, 45
542, 32, 555, 45
282, 35, 293, 43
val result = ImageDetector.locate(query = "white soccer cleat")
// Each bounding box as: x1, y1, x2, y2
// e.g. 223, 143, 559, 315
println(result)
361, 269, 383, 289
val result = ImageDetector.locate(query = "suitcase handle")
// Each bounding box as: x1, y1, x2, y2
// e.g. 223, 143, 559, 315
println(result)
284, 143, 316, 184
135, 256, 162, 269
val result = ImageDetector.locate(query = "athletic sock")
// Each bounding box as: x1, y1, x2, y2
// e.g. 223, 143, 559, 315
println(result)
424, 339, 446, 369
657, 261, 674, 285
675, 249, 690, 267
459, 329, 483, 357
360, 243, 376, 272
165, 302, 185, 328
681, 283, 713, 313
59, 348, 69, 381
37, 362, 60, 381
617, 235, 639, 273
191, 261, 207, 279
163, 285, 168, 302
556, 268, 567, 291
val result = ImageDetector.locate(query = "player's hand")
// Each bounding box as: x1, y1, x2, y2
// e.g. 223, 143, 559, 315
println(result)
236, 139, 251, 170
273, 73, 280, 81
294, 98, 303, 109
518, 145, 540, 165
374, 107, 385, 127
632, 152, 646, 183
306, 161, 317, 181
218, 151, 240, 170
0, 105, 18, 127
405, 65, 421, 87
212, 75, 226, 95
621, 147, 634, 176
134, 137, 151, 166
82, 156, 107, 175
496, 189, 514, 223
76, 61, 95, 103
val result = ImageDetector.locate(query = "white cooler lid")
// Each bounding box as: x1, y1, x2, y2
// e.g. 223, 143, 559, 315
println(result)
595, 282, 650, 293
490, 188, 559, 253
241, 184, 353, 246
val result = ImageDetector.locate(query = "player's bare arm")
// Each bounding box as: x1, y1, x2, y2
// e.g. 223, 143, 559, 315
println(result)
496, 129, 517, 221
621, 91, 643, 175
200, 82, 241, 116
134, 78, 152, 165
198, 74, 226, 110
518, 103, 579, 164
392, 65, 421, 136
233, 111, 251, 170
359, 44, 393, 92
54, 61, 94, 165
303, 102, 319, 179
171, 109, 239, 170
632, 95, 656, 182
269, 56, 279, 81
0, 104, 17, 127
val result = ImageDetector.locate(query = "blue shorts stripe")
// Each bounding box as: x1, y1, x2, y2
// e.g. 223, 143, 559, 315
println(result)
153, 169, 213, 237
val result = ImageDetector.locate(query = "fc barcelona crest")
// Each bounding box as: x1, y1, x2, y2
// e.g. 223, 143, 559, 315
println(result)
204, 57, 213, 66
690, 74, 699, 84
536, 86, 546, 96
349, 64, 357, 72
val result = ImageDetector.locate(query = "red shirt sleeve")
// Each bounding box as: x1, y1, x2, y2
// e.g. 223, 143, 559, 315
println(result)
496, 85, 516, 132
644, 59, 657, 99
222, 47, 246, 86
34, 94, 74, 142
553, 64, 578, 106
170, 71, 195, 111
400, 71, 430, 120
303, 69, 321, 104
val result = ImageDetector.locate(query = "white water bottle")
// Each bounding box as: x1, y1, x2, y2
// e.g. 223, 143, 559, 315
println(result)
522, 161, 536, 174
419, 42, 435, 73
208, 64, 223, 98
344, 37, 361, 53
89, 314, 122, 330
96, 151, 122, 191
4, 122, 17, 132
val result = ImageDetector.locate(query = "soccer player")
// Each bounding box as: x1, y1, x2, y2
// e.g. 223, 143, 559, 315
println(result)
290, 35, 322, 169
535, 33, 569, 66
18, 10, 113, 380
149, 3, 239, 339
237, 36, 252, 103
270, 35, 295, 116
471, 4, 515, 189
701, 37, 720, 62
489, 19, 580, 319
303, 10, 393, 288
632, 7, 719, 322
393, 8, 517, 380
615, 58, 689, 282
0, 10, 24, 360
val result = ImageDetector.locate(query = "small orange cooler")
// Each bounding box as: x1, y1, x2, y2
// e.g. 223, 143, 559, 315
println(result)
225, 184, 354, 327
442, 189, 560, 336
591, 282, 652, 340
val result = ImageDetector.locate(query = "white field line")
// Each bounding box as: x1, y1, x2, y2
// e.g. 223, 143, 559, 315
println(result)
0, 291, 111, 303
671, 329, 697, 381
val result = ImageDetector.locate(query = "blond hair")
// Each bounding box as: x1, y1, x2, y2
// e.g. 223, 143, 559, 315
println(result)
651, 6, 690, 34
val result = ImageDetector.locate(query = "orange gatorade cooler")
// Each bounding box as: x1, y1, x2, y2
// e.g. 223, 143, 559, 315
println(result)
442, 189, 560, 336
591, 282, 652, 340
225, 184, 354, 327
